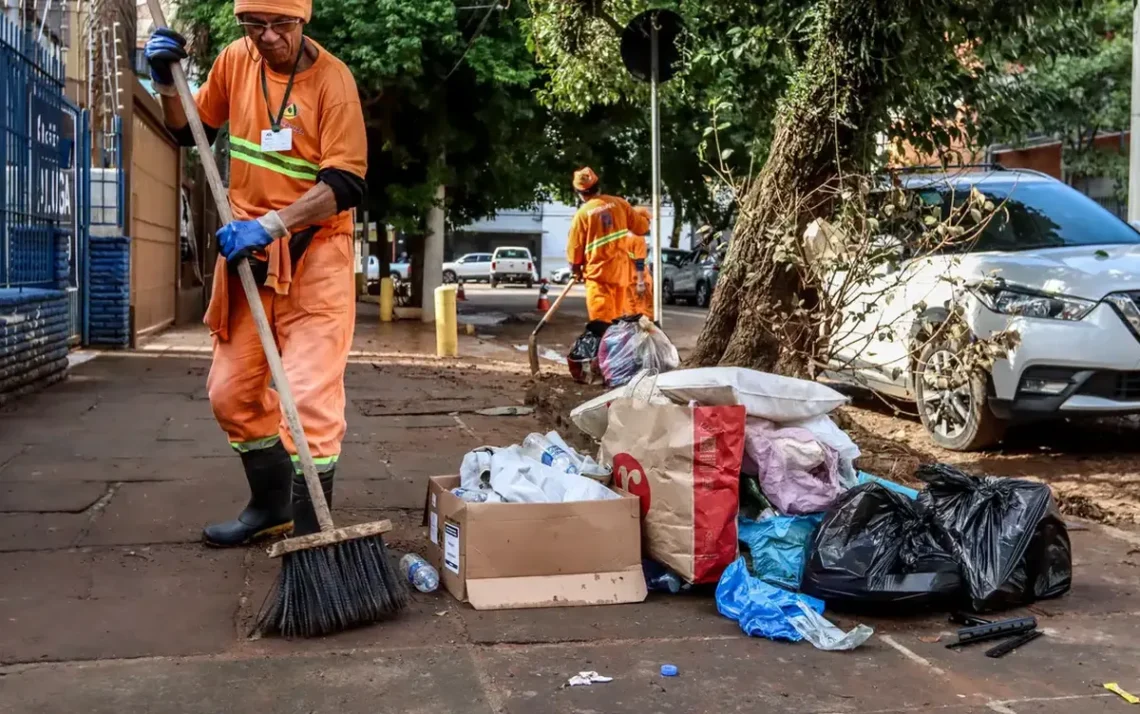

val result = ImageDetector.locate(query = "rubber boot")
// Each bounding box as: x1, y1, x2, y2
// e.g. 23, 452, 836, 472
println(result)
292, 468, 335, 537
202, 443, 294, 547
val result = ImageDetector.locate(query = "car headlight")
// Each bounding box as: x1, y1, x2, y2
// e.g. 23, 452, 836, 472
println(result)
971, 286, 1095, 321
1103, 293, 1140, 334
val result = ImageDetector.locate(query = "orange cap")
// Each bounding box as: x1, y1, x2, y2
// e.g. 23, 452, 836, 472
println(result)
634, 206, 651, 218
235, 0, 312, 22
573, 167, 599, 192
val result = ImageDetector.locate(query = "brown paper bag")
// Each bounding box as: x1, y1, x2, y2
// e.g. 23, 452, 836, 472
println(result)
601, 398, 746, 584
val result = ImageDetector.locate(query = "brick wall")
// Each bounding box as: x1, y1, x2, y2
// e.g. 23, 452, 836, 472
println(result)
89, 235, 131, 346
0, 288, 71, 405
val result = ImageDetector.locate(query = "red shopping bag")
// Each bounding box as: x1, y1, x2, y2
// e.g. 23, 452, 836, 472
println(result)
602, 399, 746, 584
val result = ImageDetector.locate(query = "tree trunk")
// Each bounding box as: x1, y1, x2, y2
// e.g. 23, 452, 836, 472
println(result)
690, 0, 900, 376
670, 195, 684, 249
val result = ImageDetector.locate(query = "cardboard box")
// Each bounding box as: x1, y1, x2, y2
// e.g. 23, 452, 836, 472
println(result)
424, 475, 647, 610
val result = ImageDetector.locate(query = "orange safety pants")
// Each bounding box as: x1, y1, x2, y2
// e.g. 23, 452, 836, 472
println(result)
207, 234, 356, 472
625, 269, 655, 321
586, 280, 628, 323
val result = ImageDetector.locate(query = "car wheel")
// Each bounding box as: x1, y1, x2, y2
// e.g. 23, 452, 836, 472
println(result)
526, 278, 534, 289
695, 281, 711, 308
662, 279, 675, 305
443, 270, 457, 284
914, 334, 1006, 452
490, 279, 499, 289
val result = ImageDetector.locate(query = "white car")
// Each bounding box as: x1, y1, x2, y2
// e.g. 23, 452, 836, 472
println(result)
550, 266, 574, 285
442, 253, 493, 284
825, 168, 1140, 451
490, 246, 538, 288
366, 256, 410, 282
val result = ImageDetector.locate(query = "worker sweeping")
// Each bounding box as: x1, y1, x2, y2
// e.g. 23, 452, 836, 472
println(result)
625, 206, 655, 321
567, 168, 651, 323
145, 0, 367, 547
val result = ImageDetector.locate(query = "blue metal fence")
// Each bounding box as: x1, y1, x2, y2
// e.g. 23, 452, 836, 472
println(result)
0, 13, 68, 290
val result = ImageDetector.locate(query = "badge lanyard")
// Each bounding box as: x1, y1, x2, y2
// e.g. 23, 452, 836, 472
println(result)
260, 37, 307, 133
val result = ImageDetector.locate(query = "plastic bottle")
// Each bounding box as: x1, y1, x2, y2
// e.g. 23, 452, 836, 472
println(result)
400, 553, 439, 593
643, 560, 685, 594
451, 487, 489, 503
521, 433, 580, 474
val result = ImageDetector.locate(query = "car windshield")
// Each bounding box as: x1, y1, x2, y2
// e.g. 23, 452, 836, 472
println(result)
496, 249, 529, 259
912, 180, 1140, 253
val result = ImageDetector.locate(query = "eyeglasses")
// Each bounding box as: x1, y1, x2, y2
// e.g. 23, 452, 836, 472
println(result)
237, 18, 302, 38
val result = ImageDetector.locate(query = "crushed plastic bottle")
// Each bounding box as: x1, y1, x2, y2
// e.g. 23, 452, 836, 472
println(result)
643, 559, 687, 594
400, 553, 440, 593
451, 487, 490, 503
521, 433, 580, 474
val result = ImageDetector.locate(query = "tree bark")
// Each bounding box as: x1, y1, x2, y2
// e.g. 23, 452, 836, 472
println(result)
690, 0, 900, 376
670, 195, 684, 249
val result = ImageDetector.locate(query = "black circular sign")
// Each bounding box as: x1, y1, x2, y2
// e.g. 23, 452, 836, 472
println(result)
620, 9, 684, 84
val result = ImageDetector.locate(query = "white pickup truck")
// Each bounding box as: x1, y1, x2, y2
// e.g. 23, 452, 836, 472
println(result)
490, 247, 537, 288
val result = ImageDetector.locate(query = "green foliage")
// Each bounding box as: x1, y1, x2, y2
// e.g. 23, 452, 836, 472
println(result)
527, 1, 793, 233
176, 0, 554, 230
998, 0, 1131, 193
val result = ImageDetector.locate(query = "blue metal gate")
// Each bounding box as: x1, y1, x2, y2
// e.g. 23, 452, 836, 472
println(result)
0, 13, 69, 291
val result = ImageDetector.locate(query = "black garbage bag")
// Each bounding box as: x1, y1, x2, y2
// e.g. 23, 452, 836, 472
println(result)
917, 463, 1072, 613
567, 321, 609, 384
801, 483, 963, 609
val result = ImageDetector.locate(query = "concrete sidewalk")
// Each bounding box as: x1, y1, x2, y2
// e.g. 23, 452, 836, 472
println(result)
2, 351, 1140, 713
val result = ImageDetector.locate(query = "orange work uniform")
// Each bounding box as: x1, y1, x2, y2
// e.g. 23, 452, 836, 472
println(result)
567, 195, 651, 323
196, 38, 367, 473
624, 232, 655, 320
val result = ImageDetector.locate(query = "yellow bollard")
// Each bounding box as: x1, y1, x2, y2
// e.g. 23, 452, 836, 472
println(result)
379, 277, 394, 323
435, 284, 459, 358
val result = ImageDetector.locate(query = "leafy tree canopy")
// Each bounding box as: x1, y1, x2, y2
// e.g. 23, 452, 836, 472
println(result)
997, 0, 1131, 191
177, 0, 558, 231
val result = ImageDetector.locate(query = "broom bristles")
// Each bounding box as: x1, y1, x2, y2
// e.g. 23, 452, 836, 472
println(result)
253, 535, 409, 639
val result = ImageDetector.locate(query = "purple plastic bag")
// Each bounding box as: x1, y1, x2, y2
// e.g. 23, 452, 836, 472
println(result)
744, 419, 843, 515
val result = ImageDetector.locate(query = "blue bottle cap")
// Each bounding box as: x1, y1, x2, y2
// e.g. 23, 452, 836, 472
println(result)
661, 664, 679, 677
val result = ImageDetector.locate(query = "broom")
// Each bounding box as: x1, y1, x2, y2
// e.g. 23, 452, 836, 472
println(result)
145, 0, 409, 638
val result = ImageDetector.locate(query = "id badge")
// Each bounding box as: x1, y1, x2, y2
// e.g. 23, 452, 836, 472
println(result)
260, 128, 293, 152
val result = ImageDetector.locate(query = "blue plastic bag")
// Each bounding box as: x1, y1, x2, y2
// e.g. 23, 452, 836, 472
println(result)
715, 558, 825, 642
856, 472, 919, 500
739, 514, 823, 590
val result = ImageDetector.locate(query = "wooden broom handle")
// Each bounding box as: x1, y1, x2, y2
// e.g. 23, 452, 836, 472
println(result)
146, 0, 334, 533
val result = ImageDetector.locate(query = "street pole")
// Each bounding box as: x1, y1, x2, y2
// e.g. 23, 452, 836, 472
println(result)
1129, 0, 1140, 223
650, 19, 664, 327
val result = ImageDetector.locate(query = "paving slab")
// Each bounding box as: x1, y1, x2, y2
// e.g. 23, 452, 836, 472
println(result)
1, 546, 244, 664
461, 593, 740, 645
0, 550, 91, 600
345, 413, 460, 430
0, 481, 107, 513
333, 446, 393, 480
458, 413, 543, 449
0, 648, 491, 714
0, 512, 88, 552
385, 449, 467, 481
1, 454, 232, 482
0, 442, 25, 466
339, 476, 427, 511
156, 416, 224, 442
80, 478, 246, 546
473, 637, 981, 714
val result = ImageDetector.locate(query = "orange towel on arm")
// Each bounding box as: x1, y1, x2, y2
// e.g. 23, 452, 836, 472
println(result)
204, 236, 294, 342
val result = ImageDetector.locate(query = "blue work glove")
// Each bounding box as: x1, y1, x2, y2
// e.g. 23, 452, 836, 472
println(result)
218, 219, 276, 266
144, 27, 187, 89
